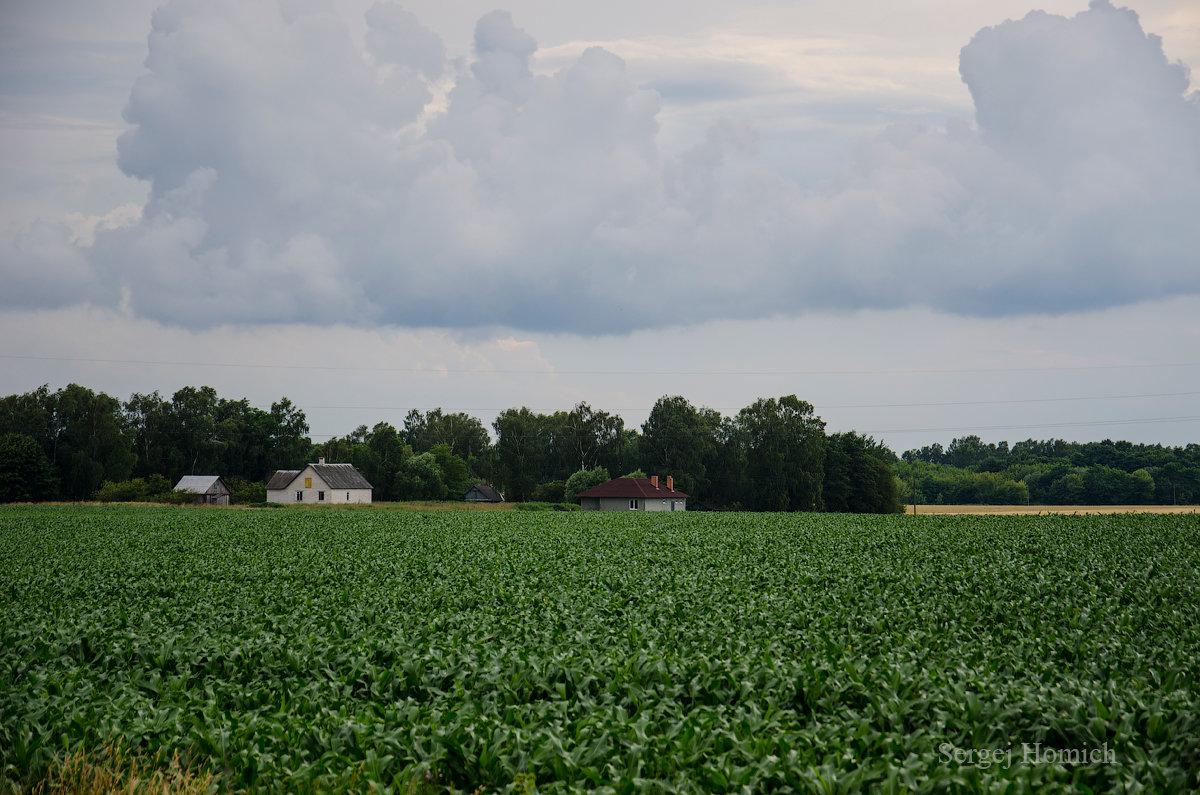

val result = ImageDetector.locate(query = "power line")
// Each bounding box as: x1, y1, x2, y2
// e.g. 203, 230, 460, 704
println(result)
4, 353, 1199, 377
297, 390, 1200, 414
862, 415, 1200, 437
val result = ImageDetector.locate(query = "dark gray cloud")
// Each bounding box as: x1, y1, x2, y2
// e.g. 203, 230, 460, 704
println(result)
2, 0, 1197, 332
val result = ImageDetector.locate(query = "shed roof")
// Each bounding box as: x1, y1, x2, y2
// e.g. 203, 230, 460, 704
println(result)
174, 475, 229, 495
466, 483, 504, 501
575, 477, 689, 500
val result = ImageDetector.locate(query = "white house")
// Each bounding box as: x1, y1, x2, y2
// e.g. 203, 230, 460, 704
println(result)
265, 458, 373, 504
173, 475, 231, 505
576, 475, 688, 511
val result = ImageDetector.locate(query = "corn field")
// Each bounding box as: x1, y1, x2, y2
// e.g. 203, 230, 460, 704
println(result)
2, 505, 1198, 792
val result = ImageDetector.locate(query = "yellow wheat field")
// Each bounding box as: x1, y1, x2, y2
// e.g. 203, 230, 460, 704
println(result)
906, 504, 1199, 516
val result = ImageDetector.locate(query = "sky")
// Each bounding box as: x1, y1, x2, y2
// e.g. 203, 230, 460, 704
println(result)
2, 0, 1199, 452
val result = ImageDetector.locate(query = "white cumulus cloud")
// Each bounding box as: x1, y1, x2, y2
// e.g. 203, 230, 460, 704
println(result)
2, 0, 1197, 332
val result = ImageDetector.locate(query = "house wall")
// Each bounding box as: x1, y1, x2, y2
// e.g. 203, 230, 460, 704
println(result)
580, 496, 686, 511
266, 466, 372, 504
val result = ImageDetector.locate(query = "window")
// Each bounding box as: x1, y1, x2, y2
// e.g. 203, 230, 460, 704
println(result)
629, 499, 639, 510
318, 491, 325, 502
346, 492, 351, 501
305, 477, 312, 489
295, 490, 303, 501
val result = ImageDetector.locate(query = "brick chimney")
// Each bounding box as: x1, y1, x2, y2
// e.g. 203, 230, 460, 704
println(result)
651, 475, 659, 488
667, 475, 674, 491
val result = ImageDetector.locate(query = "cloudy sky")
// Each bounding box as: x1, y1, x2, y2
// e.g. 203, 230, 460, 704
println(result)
2, 0, 1199, 451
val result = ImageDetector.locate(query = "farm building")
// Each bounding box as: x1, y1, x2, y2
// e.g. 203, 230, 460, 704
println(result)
265, 458, 373, 504
576, 475, 688, 511
465, 483, 505, 502
173, 475, 231, 505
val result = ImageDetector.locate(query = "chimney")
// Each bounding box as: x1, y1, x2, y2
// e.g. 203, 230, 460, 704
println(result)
651, 475, 659, 488
667, 475, 674, 491
318, 456, 326, 465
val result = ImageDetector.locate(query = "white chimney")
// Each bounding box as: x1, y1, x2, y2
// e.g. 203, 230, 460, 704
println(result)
318, 456, 326, 465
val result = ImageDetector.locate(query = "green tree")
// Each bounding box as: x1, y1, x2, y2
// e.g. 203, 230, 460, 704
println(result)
1048, 472, 1087, 504
560, 403, 625, 473
564, 466, 610, 503
46, 384, 135, 500
124, 391, 170, 478
736, 396, 826, 511
531, 481, 566, 502
428, 443, 471, 498
0, 387, 53, 451
0, 433, 58, 502
823, 432, 901, 513
493, 408, 549, 502
395, 452, 447, 500
639, 396, 713, 498
269, 397, 310, 470
403, 409, 490, 460
162, 386, 221, 478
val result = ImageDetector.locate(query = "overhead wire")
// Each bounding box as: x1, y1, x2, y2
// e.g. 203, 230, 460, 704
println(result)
4, 353, 1199, 377
7, 353, 1198, 441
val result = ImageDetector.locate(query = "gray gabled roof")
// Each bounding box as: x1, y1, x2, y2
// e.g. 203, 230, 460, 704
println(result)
174, 475, 230, 495
265, 464, 373, 491
265, 470, 301, 490
312, 463, 372, 490
465, 483, 504, 501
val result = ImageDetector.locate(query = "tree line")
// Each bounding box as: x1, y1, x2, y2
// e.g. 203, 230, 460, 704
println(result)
0, 384, 901, 512
897, 435, 1200, 505
12, 384, 1192, 508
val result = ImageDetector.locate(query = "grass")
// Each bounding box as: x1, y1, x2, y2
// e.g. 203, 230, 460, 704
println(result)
24, 742, 217, 795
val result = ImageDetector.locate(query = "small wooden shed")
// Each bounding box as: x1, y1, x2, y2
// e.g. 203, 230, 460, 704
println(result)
173, 475, 232, 505
464, 483, 505, 502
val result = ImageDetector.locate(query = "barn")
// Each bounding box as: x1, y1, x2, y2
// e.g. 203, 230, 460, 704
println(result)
173, 475, 232, 505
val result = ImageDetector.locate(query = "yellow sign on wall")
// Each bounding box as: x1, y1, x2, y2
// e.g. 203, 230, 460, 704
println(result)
305, 477, 312, 488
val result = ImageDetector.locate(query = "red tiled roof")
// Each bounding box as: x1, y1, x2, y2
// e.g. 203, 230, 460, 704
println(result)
575, 477, 689, 499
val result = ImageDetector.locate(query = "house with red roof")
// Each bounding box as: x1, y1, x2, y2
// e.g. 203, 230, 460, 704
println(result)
576, 475, 688, 511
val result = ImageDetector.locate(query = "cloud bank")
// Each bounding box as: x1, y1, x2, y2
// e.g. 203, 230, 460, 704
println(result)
3, 0, 1198, 332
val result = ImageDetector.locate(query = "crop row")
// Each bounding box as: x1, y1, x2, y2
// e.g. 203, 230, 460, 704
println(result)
2, 506, 1198, 792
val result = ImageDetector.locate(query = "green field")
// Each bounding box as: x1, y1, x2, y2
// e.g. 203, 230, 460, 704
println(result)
2, 506, 1198, 793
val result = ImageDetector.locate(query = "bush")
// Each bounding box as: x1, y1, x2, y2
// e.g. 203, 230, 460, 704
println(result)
564, 467, 610, 503
94, 478, 153, 502
514, 502, 580, 512
226, 477, 266, 504
531, 481, 566, 502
